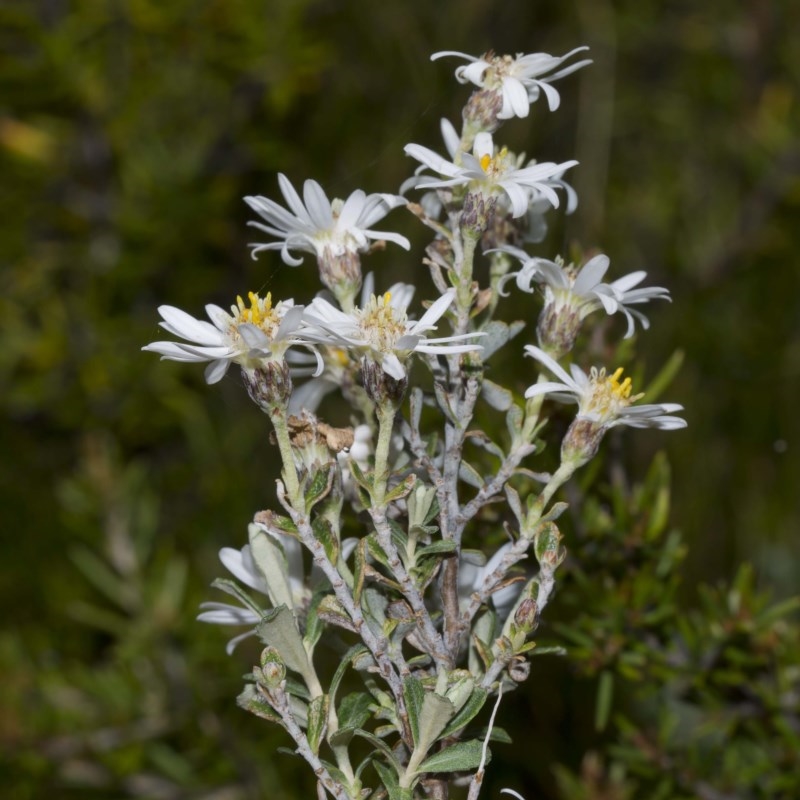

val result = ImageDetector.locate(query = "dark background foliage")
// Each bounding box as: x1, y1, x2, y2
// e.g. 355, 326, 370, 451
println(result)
2, 1, 798, 798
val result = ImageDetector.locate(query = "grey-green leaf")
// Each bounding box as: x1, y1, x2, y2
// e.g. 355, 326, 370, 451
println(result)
416, 692, 455, 752
256, 605, 313, 682
248, 523, 295, 611
482, 379, 513, 411
440, 688, 488, 739
417, 739, 486, 774
307, 694, 329, 754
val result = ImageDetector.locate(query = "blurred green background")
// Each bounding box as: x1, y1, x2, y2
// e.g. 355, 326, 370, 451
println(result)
1, 0, 798, 798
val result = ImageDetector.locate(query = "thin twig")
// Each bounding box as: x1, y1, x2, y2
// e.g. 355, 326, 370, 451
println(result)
369, 505, 451, 670
264, 683, 350, 800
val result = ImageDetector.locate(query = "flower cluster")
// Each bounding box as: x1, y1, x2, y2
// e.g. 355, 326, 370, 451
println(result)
144, 280, 481, 397
143, 42, 686, 800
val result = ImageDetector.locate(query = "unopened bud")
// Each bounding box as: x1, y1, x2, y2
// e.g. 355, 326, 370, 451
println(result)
257, 646, 286, 688
460, 191, 497, 237
533, 523, 565, 568
514, 598, 539, 633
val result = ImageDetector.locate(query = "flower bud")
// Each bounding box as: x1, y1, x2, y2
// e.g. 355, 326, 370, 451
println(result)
514, 597, 539, 633
257, 646, 286, 688
533, 523, 565, 568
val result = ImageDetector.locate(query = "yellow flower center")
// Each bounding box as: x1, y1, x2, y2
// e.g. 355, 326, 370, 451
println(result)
478, 146, 510, 177
607, 367, 633, 400
232, 291, 281, 337
358, 292, 408, 351
582, 366, 643, 421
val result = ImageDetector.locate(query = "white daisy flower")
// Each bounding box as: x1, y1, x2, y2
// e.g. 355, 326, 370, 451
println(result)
432, 47, 592, 118
143, 292, 319, 384
302, 275, 483, 381
524, 345, 685, 464
246, 175, 410, 265
404, 132, 577, 219
403, 119, 577, 237
499, 248, 670, 353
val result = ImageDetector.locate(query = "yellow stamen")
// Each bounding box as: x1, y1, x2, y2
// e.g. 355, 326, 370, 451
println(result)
480, 153, 492, 172
607, 367, 633, 399
235, 291, 273, 326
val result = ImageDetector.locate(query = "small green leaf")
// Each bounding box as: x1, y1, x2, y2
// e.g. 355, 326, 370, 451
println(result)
506, 403, 524, 440
479, 320, 524, 361
415, 540, 457, 559
304, 593, 325, 651
304, 464, 335, 512
366, 534, 391, 571
338, 691, 372, 730
349, 459, 374, 493
307, 694, 329, 754
236, 685, 280, 723
352, 729, 403, 775
316, 595, 357, 632
416, 692, 455, 751
256, 605, 313, 683
440, 688, 488, 738
354, 538, 368, 606
363, 588, 388, 632
312, 516, 339, 564
402, 676, 425, 747
482, 726, 512, 744
505, 485, 523, 526
373, 759, 409, 800
417, 739, 486, 774
384, 474, 417, 504
459, 461, 484, 489
328, 644, 369, 709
